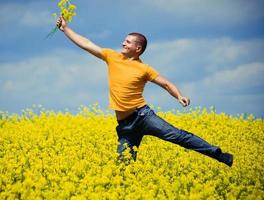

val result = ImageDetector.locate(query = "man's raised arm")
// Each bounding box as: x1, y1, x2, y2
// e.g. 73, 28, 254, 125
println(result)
151, 75, 190, 107
56, 16, 103, 59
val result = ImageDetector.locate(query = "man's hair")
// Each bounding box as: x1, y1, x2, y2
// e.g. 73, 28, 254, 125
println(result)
128, 32, 148, 55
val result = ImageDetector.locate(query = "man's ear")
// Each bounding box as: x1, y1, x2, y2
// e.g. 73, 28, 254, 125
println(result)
136, 45, 142, 54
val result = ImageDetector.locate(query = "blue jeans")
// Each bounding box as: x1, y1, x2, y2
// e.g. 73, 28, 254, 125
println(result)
116, 105, 221, 161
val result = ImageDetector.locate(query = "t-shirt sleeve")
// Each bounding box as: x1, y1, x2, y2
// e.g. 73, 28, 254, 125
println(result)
101, 48, 114, 62
145, 65, 159, 81
101, 48, 109, 62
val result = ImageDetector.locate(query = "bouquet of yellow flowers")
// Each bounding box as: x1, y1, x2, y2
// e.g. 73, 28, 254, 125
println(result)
46, 0, 77, 38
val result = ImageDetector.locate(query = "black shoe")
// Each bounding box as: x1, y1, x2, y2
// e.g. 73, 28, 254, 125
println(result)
218, 153, 233, 167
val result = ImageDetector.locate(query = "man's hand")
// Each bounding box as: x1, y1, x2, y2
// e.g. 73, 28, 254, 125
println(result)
56, 16, 67, 32
178, 96, 190, 107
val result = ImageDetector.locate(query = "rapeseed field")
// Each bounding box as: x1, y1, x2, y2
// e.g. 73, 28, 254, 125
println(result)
0, 105, 263, 199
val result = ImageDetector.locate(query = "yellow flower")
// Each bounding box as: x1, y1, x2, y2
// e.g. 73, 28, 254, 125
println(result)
0, 105, 263, 198
69, 4, 77, 11
46, 0, 77, 38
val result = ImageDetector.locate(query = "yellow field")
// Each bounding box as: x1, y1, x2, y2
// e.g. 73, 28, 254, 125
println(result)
0, 105, 263, 199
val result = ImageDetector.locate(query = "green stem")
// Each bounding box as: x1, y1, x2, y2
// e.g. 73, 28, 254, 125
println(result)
45, 26, 59, 39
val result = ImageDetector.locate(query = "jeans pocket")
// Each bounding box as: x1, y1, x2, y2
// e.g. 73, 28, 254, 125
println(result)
138, 105, 152, 117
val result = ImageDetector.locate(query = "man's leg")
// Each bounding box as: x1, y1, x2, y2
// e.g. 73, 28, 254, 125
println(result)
116, 136, 140, 162
116, 117, 143, 162
140, 107, 233, 167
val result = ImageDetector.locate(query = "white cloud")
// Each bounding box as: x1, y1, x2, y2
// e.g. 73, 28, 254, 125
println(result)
89, 30, 112, 40
144, 37, 264, 80
143, 37, 264, 116
0, 48, 108, 111
0, 3, 54, 27
141, 0, 264, 24
178, 62, 264, 115
2, 80, 14, 92
183, 62, 264, 95
20, 10, 54, 27
144, 62, 264, 116
1, 49, 106, 90
205, 63, 263, 90
1, 37, 263, 116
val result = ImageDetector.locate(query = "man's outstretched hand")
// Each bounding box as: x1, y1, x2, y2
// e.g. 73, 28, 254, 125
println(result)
178, 96, 190, 107
56, 16, 67, 32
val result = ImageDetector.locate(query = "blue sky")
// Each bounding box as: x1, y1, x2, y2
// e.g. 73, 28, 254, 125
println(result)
0, 0, 264, 117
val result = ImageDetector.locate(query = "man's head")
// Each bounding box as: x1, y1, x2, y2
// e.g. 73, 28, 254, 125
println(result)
121, 32, 148, 58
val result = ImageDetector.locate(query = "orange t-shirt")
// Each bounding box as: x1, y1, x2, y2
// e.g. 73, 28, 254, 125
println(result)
101, 48, 159, 111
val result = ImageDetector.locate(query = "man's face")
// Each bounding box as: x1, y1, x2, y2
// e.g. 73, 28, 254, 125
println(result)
121, 35, 141, 57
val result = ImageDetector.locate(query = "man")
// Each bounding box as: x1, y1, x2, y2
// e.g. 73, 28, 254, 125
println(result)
56, 16, 233, 167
